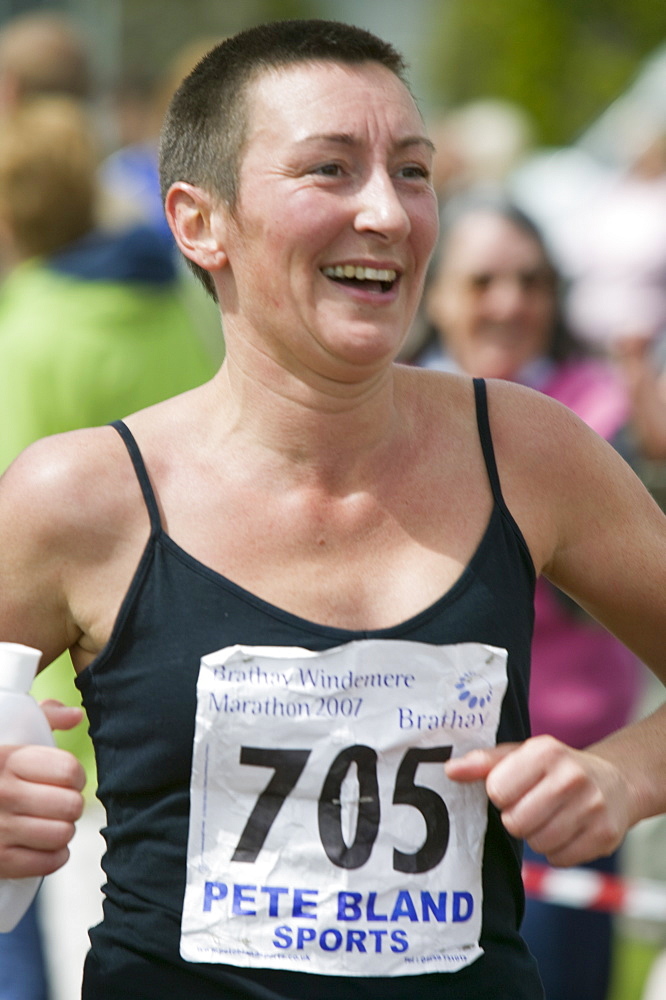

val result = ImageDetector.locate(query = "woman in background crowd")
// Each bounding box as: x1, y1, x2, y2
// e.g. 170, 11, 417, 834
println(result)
417, 196, 644, 1000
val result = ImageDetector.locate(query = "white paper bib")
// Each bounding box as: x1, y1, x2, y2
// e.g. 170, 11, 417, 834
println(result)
180, 639, 507, 977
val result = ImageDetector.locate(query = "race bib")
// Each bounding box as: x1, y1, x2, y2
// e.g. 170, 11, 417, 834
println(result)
180, 639, 507, 977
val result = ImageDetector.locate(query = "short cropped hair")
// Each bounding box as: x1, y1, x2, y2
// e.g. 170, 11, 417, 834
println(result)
159, 19, 408, 299
0, 97, 97, 259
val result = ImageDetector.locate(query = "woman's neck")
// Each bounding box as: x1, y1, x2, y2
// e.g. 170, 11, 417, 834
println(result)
203, 349, 408, 491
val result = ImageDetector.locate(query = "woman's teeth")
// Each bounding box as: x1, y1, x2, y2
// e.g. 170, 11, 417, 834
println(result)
322, 265, 397, 283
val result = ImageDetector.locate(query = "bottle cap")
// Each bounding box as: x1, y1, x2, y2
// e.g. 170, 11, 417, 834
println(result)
0, 643, 42, 693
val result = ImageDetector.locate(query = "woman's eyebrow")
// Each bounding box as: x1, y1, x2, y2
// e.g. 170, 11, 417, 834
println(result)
296, 132, 435, 153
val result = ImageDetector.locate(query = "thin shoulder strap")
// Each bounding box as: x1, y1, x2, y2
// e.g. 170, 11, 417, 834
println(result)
110, 419, 162, 535
473, 377, 507, 513
473, 378, 535, 571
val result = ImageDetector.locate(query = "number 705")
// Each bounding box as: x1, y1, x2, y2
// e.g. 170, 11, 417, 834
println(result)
231, 744, 453, 874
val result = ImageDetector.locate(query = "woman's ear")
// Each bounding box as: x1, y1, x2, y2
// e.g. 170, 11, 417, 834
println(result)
164, 182, 228, 272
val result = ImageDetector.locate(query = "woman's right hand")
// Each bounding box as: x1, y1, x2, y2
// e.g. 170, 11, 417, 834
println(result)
0, 703, 86, 878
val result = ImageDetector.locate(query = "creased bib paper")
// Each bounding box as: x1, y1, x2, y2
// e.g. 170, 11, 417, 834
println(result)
181, 639, 507, 976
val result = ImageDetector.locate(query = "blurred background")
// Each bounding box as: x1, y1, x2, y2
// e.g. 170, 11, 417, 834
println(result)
0, 0, 661, 147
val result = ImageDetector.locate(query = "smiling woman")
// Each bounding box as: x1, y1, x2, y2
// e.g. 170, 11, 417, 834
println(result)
163, 58, 438, 381
1, 18, 666, 1000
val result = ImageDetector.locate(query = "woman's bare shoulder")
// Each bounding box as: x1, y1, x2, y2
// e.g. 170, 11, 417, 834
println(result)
0, 425, 145, 547
0, 425, 151, 660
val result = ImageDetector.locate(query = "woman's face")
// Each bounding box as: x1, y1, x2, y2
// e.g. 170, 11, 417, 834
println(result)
427, 211, 557, 380
216, 60, 438, 385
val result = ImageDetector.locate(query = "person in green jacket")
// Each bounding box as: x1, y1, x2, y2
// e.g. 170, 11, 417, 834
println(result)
0, 96, 217, 1000
0, 97, 216, 469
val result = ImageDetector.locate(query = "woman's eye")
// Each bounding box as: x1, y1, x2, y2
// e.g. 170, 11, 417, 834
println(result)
470, 274, 493, 292
313, 163, 343, 177
398, 164, 430, 180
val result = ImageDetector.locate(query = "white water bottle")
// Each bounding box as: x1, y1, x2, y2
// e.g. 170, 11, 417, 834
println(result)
0, 642, 54, 932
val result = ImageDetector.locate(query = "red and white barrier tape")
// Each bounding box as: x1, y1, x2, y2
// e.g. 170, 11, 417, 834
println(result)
522, 861, 666, 922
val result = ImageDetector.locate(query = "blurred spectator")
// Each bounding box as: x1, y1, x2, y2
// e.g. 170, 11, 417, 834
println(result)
613, 335, 666, 460
612, 331, 666, 999
0, 96, 215, 463
98, 70, 168, 238
560, 114, 666, 349
0, 13, 95, 998
100, 37, 222, 246
0, 95, 216, 1000
428, 98, 535, 201
98, 37, 227, 364
0, 11, 92, 110
398, 98, 536, 364
415, 195, 643, 1000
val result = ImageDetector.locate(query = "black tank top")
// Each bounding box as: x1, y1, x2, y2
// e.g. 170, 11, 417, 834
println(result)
78, 378, 543, 999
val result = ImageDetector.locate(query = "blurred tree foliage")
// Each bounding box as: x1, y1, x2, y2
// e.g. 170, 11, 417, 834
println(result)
427, 0, 666, 144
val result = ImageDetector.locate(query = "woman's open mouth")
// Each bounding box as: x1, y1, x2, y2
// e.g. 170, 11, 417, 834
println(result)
322, 264, 398, 294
